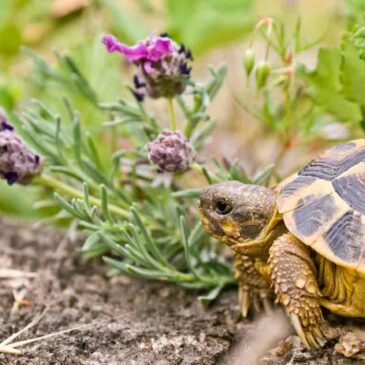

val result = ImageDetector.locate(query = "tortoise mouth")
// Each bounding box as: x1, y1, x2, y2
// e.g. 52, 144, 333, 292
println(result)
199, 208, 249, 246
199, 209, 210, 231
199, 209, 226, 238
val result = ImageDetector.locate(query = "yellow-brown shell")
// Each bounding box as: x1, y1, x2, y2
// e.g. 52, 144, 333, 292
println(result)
276, 139, 365, 274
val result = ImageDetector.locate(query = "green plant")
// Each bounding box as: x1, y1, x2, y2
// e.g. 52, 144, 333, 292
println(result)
237, 17, 365, 175
3, 31, 276, 303
4, 17, 365, 302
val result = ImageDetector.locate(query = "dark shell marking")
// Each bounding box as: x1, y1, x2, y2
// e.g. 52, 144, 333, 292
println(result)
325, 211, 362, 262
333, 173, 365, 215
298, 149, 365, 180
293, 194, 337, 237
280, 175, 316, 198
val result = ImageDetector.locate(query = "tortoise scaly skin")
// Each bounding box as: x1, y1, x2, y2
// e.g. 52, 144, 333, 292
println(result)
199, 139, 365, 349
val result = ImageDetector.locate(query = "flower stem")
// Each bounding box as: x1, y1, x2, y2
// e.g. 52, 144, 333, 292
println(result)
111, 125, 118, 153
184, 119, 194, 138
190, 163, 219, 184
37, 174, 130, 219
168, 98, 177, 130
274, 77, 293, 169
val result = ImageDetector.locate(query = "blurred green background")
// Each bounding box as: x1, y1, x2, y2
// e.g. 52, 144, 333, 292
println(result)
0, 0, 359, 217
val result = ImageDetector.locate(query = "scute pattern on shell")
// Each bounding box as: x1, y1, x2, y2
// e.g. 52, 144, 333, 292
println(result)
325, 211, 362, 263
293, 194, 336, 237
276, 139, 365, 273
332, 171, 365, 215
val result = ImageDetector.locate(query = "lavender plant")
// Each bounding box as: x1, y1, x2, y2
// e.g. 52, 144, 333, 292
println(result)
2, 32, 276, 302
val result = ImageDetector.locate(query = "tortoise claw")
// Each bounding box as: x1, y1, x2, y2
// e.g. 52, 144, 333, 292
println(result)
253, 293, 263, 313
262, 296, 273, 314
291, 313, 311, 349
313, 326, 327, 346
290, 313, 327, 349
238, 286, 273, 317
239, 286, 250, 318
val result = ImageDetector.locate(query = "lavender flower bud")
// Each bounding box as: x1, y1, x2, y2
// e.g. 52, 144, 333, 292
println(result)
146, 130, 195, 173
0, 129, 43, 185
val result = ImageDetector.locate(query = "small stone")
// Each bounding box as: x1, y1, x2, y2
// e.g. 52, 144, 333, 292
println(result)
335, 332, 363, 357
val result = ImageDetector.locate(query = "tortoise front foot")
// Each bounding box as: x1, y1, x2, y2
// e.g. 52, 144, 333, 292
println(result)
234, 253, 273, 317
269, 233, 327, 349
238, 283, 273, 317
289, 305, 327, 349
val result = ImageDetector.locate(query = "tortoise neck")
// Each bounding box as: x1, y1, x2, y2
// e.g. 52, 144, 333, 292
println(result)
230, 209, 287, 259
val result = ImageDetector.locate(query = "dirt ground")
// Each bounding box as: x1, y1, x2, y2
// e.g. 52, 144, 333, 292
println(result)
0, 217, 364, 365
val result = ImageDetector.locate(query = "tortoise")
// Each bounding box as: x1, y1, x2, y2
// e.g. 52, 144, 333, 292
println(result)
199, 139, 365, 349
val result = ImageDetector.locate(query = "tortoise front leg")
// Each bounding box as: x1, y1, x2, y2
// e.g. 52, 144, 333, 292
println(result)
269, 233, 327, 349
234, 253, 273, 317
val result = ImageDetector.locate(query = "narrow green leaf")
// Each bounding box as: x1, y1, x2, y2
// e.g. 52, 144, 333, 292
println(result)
189, 222, 205, 246
198, 285, 224, 306
83, 183, 90, 209
63, 55, 98, 104
252, 164, 275, 186
100, 184, 114, 223
131, 207, 174, 269
179, 216, 196, 275
54, 193, 84, 219
49, 166, 85, 182
73, 120, 83, 165
82, 232, 110, 258
103, 256, 129, 273
172, 189, 201, 198
206, 65, 228, 100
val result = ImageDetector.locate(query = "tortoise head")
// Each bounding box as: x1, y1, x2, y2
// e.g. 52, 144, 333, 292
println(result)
199, 181, 277, 253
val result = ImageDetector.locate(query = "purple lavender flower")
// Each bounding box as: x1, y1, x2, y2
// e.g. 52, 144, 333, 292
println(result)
103, 34, 175, 62
0, 108, 14, 132
102, 33, 192, 99
0, 123, 43, 185
146, 130, 195, 173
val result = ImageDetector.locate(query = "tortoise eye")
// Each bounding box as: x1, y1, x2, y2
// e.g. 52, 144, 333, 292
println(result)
215, 200, 232, 215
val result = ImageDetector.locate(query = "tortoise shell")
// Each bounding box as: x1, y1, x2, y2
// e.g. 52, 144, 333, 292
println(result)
276, 139, 365, 273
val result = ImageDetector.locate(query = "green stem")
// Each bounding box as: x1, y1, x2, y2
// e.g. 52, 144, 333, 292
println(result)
176, 95, 194, 137
190, 162, 205, 174
184, 119, 195, 139
190, 163, 219, 183
37, 174, 130, 219
274, 81, 293, 169
264, 33, 271, 61
168, 98, 177, 130
111, 125, 118, 153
